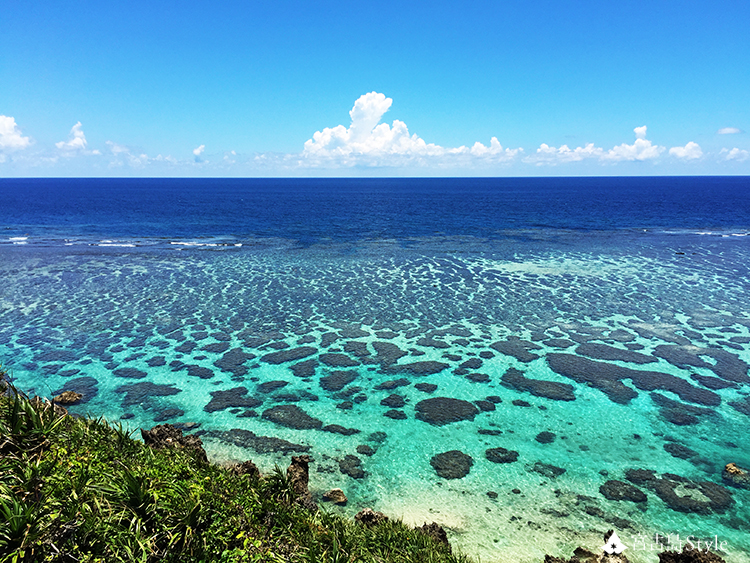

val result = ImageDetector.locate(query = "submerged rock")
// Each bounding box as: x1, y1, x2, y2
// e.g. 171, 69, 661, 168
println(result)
501, 367, 575, 401
485, 447, 519, 464
339, 455, 365, 479
319, 370, 358, 391
355, 508, 388, 526
599, 480, 647, 503
204, 387, 261, 413
262, 404, 323, 430
430, 450, 473, 479
415, 397, 479, 426
261, 346, 317, 365
323, 488, 348, 505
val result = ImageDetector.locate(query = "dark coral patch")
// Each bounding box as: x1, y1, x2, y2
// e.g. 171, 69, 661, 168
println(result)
415, 397, 479, 426
459, 358, 483, 370
386, 361, 449, 375
485, 447, 518, 464
262, 404, 323, 430
384, 409, 407, 420
547, 353, 720, 406
414, 383, 438, 393
186, 365, 214, 379
322, 424, 360, 436
374, 378, 410, 390
116, 382, 181, 407
205, 387, 262, 413
490, 337, 542, 362
175, 341, 197, 354
343, 341, 371, 358
535, 431, 556, 444
339, 455, 365, 479
207, 428, 310, 453
430, 450, 473, 479
599, 480, 647, 503
372, 341, 408, 366
380, 394, 406, 408
53, 376, 98, 405
576, 342, 657, 365
320, 370, 358, 392
530, 462, 566, 479
113, 368, 147, 379
466, 373, 490, 383
261, 346, 317, 365
146, 356, 167, 367
501, 367, 575, 401
257, 380, 289, 393
417, 337, 450, 349
664, 443, 698, 460
653, 344, 749, 383
214, 347, 255, 376
290, 359, 318, 377
475, 400, 495, 412
202, 342, 230, 354
320, 353, 360, 367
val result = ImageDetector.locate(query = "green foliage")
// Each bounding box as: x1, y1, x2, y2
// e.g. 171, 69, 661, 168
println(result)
0, 368, 473, 563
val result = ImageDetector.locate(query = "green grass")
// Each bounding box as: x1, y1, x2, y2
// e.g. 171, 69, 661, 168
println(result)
0, 371, 473, 563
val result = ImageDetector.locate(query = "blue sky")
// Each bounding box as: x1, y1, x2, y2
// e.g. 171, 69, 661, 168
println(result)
1, 1, 748, 176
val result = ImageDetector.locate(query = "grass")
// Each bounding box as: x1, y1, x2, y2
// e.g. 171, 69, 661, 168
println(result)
0, 370, 474, 563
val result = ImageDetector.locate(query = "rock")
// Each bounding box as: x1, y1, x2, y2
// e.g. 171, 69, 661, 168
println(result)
414, 383, 438, 393
485, 447, 519, 464
490, 337, 542, 362
355, 508, 388, 526
475, 400, 495, 411
232, 460, 261, 479
380, 394, 406, 408
319, 353, 360, 367
262, 405, 323, 430
141, 424, 207, 463
356, 444, 375, 456
599, 480, 647, 503
323, 488, 348, 505
536, 431, 556, 444
459, 358, 483, 370
53, 390, 83, 405
214, 347, 255, 376
202, 342, 230, 354
287, 455, 316, 510
374, 378, 410, 390
372, 341, 408, 366
576, 342, 657, 364
322, 424, 360, 436
416, 522, 451, 552
339, 455, 365, 479
186, 365, 214, 379
387, 360, 449, 375
261, 346, 317, 365
501, 367, 575, 401
512, 399, 532, 407
466, 372, 490, 383
204, 387, 261, 413
664, 443, 698, 460
257, 380, 289, 393
384, 409, 407, 420
658, 547, 727, 563
290, 359, 318, 377
207, 428, 310, 453
415, 397, 479, 426
721, 462, 750, 489
487, 491, 498, 499
530, 461, 566, 479
113, 367, 147, 379
430, 450, 474, 479
320, 370, 358, 391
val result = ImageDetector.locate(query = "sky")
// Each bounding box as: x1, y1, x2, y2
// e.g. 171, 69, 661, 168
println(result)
1, 1, 749, 177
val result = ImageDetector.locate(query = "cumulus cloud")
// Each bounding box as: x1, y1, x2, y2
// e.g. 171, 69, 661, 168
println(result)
193, 144, 205, 156
669, 141, 703, 160
56, 122, 88, 152
717, 127, 742, 135
720, 147, 749, 162
603, 127, 664, 161
524, 143, 604, 165
302, 91, 521, 167
0, 115, 31, 151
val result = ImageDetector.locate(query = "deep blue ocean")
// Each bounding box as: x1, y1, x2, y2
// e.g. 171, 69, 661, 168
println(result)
1, 177, 749, 562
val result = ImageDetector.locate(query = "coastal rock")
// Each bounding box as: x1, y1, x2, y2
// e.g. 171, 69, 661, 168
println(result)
355, 508, 388, 526
599, 480, 647, 503
262, 404, 323, 430
416, 522, 451, 552
231, 460, 261, 479
323, 488, 348, 505
430, 450, 473, 479
141, 424, 207, 463
722, 462, 750, 489
658, 547, 727, 563
53, 390, 83, 405
485, 447, 519, 464
287, 455, 316, 510
415, 397, 479, 426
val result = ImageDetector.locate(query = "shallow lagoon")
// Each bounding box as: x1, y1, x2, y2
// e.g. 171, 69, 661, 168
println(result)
1, 178, 749, 561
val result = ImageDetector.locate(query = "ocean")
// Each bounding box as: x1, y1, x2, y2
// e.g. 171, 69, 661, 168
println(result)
1, 176, 749, 562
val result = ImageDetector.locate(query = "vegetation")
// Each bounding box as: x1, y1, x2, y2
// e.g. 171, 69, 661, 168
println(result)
0, 371, 471, 563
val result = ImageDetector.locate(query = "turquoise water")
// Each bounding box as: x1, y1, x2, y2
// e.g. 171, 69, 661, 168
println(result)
2, 232, 749, 561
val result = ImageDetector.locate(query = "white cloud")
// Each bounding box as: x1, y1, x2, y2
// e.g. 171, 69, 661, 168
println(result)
0, 115, 31, 151
720, 147, 749, 162
717, 127, 742, 135
193, 144, 205, 156
603, 127, 664, 161
669, 141, 703, 160
56, 122, 89, 152
302, 92, 521, 168
524, 142, 604, 165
